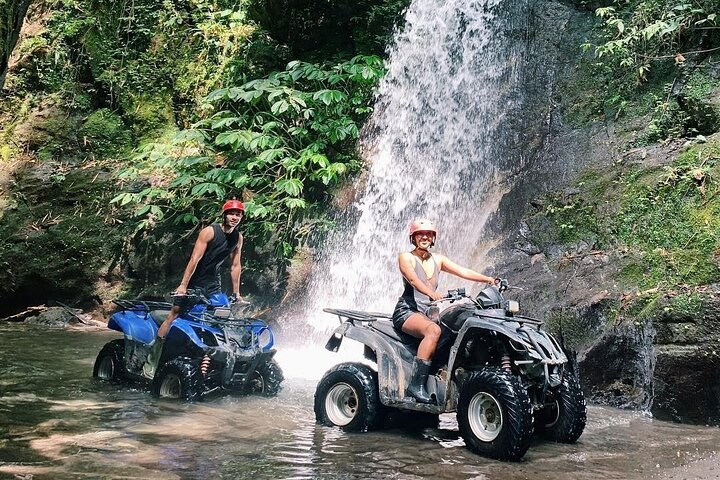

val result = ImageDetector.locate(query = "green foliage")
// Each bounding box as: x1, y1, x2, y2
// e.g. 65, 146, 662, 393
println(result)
112, 55, 385, 259
21, 0, 262, 124
538, 138, 720, 289
586, 0, 719, 84
79, 108, 131, 153
574, 0, 720, 142
246, 0, 411, 60
663, 291, 704, 316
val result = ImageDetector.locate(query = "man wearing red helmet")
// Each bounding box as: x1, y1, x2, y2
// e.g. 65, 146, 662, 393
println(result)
393, 218, 497, 403
143, 199, 245, 378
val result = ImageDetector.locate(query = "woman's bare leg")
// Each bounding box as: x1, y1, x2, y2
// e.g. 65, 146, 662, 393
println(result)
402, 313, 441, 361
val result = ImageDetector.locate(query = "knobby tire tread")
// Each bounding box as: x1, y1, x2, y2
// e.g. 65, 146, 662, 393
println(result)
457, 368, 534, 461
253, 359, 284, 397
541, 372, 587, 443
92, 339, 126, 383
314, 362, 382, 432
151, 356, 203, 401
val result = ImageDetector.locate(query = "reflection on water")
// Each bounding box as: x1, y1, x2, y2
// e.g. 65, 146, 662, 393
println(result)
1, 324, 719, 479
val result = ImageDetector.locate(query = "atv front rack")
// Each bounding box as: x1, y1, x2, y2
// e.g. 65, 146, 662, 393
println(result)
113, 299, 259, 327
185, 311, 262, 327
113, 299, 173, 311
323, 308, 392, 324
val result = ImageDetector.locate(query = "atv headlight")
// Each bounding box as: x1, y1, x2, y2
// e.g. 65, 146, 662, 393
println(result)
257, 328, 273, 350
505, 300, 519, 314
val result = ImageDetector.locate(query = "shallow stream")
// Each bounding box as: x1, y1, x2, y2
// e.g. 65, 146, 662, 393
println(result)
1, 324, 719, 480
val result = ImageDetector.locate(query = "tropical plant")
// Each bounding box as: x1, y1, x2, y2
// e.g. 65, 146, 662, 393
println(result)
585, 0, 719, 83
112, 54, 385, 259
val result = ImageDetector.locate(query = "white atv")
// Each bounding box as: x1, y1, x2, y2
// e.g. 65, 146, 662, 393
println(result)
314, 280, 586, 461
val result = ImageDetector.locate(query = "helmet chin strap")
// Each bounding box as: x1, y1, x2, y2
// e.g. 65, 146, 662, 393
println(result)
413, 245, 432, 260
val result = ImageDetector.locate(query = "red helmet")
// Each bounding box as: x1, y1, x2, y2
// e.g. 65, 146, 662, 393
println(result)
221, 199, 245, 213
409, 219, 437, 246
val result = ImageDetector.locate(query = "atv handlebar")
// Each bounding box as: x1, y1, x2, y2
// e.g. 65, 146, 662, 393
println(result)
170, 292, 210, 305
430, 287, 469, 305
429, 279, 518, 305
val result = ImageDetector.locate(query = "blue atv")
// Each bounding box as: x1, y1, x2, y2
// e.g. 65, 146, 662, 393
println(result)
92, 292, 283, 400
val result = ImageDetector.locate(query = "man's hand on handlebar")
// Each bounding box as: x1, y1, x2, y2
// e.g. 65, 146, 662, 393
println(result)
230, 293, 251, 306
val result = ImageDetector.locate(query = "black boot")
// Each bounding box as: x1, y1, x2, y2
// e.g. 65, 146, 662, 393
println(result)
407, 357, 433, 404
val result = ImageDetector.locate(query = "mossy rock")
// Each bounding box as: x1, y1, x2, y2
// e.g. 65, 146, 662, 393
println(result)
119, 92, 175, 140
0, 163, 126, 316
79, 108, 132, 154
679, 67, 720, 135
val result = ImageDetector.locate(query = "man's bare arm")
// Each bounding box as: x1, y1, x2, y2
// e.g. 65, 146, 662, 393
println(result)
175, 226, 215, 294
229, 234, 243, 296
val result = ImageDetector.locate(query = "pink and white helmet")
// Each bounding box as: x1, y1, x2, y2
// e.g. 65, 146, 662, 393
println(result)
408, 219, 437, 245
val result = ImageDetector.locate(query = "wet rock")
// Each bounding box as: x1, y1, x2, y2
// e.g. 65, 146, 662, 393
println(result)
24, 307, 77, 327
675, 61, 720, 136
579, 319, 655, 410
651, 294, 720, 424
654, 345, 720, 425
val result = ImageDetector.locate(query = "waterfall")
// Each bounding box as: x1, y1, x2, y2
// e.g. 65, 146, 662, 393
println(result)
279, 0, 529, 362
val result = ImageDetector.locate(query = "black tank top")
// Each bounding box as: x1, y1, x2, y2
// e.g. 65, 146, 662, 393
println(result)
188, 223, 240, 288
399, 254, 439, 315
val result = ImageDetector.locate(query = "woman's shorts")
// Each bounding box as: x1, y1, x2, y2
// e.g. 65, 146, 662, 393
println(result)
392, 298, 418, 330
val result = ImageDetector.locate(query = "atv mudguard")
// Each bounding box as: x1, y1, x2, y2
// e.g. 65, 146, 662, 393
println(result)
446, 311, 567, 372
326, 322, 417, 404
108, 311, 157, 344
169, 318, 222, 349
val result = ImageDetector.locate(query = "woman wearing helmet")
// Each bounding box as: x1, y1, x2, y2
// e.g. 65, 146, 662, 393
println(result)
393, 219, 497, 404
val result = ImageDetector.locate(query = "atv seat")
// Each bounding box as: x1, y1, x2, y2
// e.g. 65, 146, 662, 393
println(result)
370, 319, 419, 345
149, 309, 171, 326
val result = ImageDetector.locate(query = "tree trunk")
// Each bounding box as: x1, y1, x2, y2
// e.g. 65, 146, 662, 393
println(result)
0, 0, 33, 92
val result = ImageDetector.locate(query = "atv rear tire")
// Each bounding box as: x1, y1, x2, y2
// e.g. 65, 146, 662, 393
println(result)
536, 372, 586, 443
314, 362, 382, 432
457, 368, 534, 461
151, 357, 203, 401
93, 339, 126, 383
248, 359, 284, 397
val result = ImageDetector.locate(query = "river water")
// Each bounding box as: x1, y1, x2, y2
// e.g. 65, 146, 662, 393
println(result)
1, 324, 719, 480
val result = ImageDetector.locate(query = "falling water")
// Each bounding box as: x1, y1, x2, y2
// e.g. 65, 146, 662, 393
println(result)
281, 0, 531, 357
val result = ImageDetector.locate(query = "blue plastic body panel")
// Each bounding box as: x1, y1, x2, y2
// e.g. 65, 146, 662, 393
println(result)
108, 298, 274, 352
108, 310, 157, 344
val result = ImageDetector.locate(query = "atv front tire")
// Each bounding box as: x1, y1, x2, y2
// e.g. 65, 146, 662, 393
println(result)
248, 359, 284, 397
314, 362, 382, 432
93, 339, 126, 383
536, 372, 586, 443
151, 357, 203, 401
457, 368, 534, 461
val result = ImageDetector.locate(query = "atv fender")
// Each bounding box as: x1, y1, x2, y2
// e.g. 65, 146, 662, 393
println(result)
447, 316, 567, 372
108, 311, 157, 344
170, 320, 217, 348
327, 323, 416, 404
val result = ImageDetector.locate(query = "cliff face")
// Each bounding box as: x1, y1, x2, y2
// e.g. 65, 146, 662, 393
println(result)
487, 0, 720, 424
